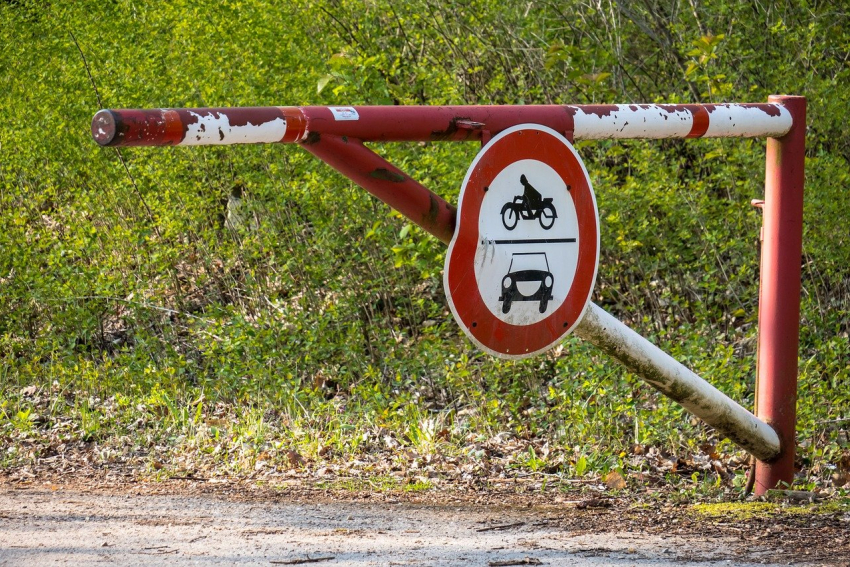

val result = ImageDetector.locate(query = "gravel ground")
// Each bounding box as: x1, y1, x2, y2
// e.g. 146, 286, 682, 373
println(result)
0, 486, 809, 566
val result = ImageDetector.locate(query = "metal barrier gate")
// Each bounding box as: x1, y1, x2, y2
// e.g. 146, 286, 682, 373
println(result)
92, 96, 806, 495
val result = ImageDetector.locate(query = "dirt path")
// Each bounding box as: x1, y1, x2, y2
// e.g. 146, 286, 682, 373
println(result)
2, 482, 843, 566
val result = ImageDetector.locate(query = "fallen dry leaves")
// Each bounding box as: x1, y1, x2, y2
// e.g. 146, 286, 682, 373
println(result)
3, 383, 849, 509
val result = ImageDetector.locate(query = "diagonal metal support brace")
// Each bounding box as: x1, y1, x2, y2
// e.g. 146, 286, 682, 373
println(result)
574, 304, 781, 461
301, 135, 456, 244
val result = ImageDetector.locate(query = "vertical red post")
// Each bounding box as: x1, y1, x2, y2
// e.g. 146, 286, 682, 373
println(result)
754, 95, 806, 495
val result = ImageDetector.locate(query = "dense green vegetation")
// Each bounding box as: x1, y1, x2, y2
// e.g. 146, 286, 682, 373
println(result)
1, 0, 847, 491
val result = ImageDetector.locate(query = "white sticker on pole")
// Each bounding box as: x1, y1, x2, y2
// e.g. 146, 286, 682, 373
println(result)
444, 124, 599, 359
329, 107, 360, 121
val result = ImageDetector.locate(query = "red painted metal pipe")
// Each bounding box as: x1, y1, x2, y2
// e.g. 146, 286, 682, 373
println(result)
92, 104, 792, 147
294, 105, 575, 143
300, 104, 789, 141
301, 135, 456, 244
754, 96, 806, 495
91, 107, 306, 147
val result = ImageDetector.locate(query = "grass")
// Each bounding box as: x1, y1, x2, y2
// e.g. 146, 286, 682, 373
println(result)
315, 477, 434, 493
0, 350, 845, 498
691, 499, 850, 520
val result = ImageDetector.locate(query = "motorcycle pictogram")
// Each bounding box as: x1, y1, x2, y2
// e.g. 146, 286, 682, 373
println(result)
500, 174, 558, 230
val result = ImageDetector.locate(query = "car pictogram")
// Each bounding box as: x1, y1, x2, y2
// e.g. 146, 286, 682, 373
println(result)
499, 252, 554, 314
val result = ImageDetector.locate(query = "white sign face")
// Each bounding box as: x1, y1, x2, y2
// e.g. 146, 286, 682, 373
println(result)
444, 124, 599, 359
474, 159, 579, 326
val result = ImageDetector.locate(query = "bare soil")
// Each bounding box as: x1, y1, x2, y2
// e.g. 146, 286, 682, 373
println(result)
2, 473, 848, 566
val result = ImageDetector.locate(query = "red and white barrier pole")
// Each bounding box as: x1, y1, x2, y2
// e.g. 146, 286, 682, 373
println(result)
92, 99, 806, 490
754, 96, 806, 495
91, 104, 792, 147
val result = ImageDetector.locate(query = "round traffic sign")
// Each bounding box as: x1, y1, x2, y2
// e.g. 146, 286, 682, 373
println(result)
444, 124, 599, 358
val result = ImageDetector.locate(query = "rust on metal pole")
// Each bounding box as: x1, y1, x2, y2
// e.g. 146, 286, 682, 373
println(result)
91, 107, 307, 147
92, 104, 792, 148
754, 96, 807, 495
301, 135, 456, 244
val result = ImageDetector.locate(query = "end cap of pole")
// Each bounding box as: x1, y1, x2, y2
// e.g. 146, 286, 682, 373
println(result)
91, 109, 117, 146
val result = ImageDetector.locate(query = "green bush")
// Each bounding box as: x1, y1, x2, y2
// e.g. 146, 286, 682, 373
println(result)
0, 0, 847, 484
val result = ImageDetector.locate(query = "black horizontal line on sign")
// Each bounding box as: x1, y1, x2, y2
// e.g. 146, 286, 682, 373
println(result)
487, 238, 577, 245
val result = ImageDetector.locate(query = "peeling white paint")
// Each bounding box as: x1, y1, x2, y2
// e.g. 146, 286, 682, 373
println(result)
571, 104, 792, 140
704, 104, 792, 138
575, 302, 781, 461
572, 105, 694, 139
179, 112, 287, 146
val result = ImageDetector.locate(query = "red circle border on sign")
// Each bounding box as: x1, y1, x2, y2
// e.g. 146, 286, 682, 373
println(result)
445, 125, 599, 358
